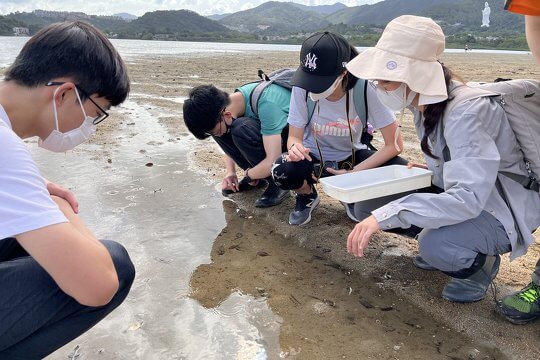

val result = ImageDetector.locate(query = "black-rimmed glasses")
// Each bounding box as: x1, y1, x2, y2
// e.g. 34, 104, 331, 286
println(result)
46, 81, 109, 125
204, 108, 227, 137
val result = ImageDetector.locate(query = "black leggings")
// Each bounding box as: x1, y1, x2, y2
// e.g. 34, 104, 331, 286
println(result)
271, 149, 408, 191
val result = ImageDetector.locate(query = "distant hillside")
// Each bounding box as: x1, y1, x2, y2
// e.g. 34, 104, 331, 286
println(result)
207, 13, 231, 21
422, 0, 523, 31
119, 10, 230, 35
290, 2, 347, 15
326, 0, 462, 25
326, 0, 523, 31
114, 13, 138, 22
0, 15, 27, 36
220, 1, 330, 35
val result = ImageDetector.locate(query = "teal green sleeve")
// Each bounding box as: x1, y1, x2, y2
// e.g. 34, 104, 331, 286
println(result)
258, 85, 290, 136
258, 101, 289, 135
236, 83, 290, 135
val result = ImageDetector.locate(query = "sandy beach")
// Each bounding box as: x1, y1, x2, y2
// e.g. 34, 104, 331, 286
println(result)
3, 49, 538, 359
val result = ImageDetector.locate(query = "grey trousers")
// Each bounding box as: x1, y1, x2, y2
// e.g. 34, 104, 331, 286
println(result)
417, 211, 511, 272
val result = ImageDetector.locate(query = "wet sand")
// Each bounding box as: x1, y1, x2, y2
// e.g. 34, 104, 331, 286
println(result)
3, 50, 539, 359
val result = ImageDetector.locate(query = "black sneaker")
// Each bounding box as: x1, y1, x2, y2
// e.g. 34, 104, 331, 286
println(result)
254, 181, 290, 208
288, 188, 320, 225
222, 177, 266, 196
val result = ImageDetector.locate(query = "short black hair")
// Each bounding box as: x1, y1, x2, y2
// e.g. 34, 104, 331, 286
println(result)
5, 21, 129, 106
183, 84, 230, 140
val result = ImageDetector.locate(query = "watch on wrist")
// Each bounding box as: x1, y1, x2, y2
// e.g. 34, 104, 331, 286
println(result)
244, 168, 253, 183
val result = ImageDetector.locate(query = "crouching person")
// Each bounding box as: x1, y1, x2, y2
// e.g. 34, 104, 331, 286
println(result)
183, 83, 290, 207
0, 22, 135, 359
344, 16, 540, 304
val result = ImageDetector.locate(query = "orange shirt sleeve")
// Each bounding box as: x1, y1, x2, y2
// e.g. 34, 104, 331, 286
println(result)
505, 0, 540, 16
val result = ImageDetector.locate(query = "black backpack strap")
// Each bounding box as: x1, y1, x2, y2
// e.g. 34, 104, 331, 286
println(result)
353, 79, 375, 150
500, 171, 540, 192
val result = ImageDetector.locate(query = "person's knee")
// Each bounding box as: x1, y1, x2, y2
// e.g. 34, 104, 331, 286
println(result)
271, 154, 311, 190
100, 240, 135, 294
231, 117, 258, 138
418, 229, 451, 271
418, 228, 477, 272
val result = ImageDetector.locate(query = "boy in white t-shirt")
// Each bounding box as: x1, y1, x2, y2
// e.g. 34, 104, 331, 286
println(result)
0, 22, 134, 358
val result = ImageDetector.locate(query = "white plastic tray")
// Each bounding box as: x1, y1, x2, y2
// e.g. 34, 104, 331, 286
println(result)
319, 165, 433, 203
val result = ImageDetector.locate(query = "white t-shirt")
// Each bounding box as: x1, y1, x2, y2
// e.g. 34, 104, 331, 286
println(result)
0, 105, 67, 239
287, 84, 395, 162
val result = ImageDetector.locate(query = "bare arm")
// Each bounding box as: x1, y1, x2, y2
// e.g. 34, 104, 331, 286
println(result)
353, 121, 403, 171
526, 15, 540, 65
224, 154, 236, 176
15, 196, 119, 307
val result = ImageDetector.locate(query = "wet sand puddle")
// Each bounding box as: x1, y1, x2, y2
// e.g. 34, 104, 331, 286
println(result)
190, 201, 507, 360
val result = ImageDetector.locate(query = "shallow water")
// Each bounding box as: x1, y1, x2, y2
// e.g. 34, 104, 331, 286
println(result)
37, 100, 281, 359
0, 36, 532, 67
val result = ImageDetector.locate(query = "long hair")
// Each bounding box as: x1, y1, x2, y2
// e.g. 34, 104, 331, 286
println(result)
341, 44, 360, 91
420, 63, 455, 159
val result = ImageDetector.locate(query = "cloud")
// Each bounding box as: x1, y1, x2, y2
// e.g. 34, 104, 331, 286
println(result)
0, 0, 380, 16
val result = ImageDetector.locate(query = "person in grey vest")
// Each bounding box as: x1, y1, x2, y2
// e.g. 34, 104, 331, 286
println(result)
344, 15, 540, 304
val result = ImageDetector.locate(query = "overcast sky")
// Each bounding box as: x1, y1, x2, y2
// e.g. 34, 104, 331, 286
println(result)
0, 0, 381, 17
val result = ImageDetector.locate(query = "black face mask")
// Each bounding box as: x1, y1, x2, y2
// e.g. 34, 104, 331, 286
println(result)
223, 117, 236, 135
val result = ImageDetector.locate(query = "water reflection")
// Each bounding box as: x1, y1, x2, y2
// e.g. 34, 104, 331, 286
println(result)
33, 99, 282, 359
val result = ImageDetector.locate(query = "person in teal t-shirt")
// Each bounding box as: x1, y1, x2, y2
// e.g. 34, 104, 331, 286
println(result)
183, 83, 291, 207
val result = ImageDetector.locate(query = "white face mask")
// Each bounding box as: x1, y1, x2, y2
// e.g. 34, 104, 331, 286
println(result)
376, 83, 417, 111
309, 74, 344, 101
39, 87, 97, 153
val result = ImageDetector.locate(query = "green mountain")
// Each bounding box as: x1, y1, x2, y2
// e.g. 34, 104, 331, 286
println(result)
207, 14, 231, 21
422, 0, 523, 31
0, 15, 27, 36
220, 1, 331, 35
290, 2, 348, 15
326, 0, 462, 25
119, 10, 230, 35
4, 10, 126, 34
326, 0, 523, 30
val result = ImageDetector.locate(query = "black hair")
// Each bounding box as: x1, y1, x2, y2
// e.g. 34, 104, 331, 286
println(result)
183, 84, 230, 140
5, 21, 129, 106
421, 63, 455, 159
342, 44, 359, 91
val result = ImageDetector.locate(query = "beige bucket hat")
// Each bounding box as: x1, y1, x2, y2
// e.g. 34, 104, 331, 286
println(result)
346, 15, 447, 100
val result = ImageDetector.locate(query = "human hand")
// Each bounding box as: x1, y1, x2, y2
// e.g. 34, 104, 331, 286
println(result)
325, 168, 348, 175
46, 180, 79, 214
287, 143, 312, 162
222, 173, 239, 192
406, 161, 428, 170
347, 215, 380, 257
